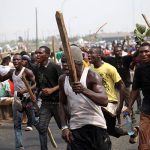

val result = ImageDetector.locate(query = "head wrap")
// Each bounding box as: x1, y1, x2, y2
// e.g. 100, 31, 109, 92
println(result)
22, 55, 31, 62
70, 46, 83, 62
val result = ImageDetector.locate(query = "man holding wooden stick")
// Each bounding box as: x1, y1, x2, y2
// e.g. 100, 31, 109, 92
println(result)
0, 53, 38, 150
59, 45, 111, 150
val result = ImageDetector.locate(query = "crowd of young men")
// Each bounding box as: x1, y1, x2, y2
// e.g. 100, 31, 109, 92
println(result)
0, 42, 150, 150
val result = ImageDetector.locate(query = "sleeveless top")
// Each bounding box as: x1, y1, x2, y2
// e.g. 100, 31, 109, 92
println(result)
12, 67, 29, 98
64, 67, 107, 130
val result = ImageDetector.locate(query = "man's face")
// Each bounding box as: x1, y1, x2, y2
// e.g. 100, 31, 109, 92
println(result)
135, 44, 140, 51
139, 46, 150, 63
22, 59, 28, 67
88, 49, 100, 65
61, 55, 83, 77
61, 56, 70, 75
35, 48, 48, 64
13, 55, 22, 69
113, 47, 122, 57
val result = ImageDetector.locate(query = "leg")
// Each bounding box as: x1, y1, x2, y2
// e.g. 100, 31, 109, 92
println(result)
51, 104, 61, 129
22, 112, 27, 124
69, 126, 93, 150
138, 113, 150, 150
103, 110, 127, 138
70, 125, 111, 150
25, 102, 38, 131
38, 102, 52, 150
94, 127, 111, 150
12, 104, 24, 150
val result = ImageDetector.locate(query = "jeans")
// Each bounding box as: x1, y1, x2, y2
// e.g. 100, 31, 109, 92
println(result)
38, 101, 61, 150
12, 101, 38, 150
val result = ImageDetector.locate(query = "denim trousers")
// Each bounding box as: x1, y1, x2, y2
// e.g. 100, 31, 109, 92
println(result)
38, 101, 61, 150
12, 101, 38, 150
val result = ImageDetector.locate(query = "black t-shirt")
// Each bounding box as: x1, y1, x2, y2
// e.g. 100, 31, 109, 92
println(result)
132, 63, 150, 114
103, 56, 132, 87
36, 62, 62, 102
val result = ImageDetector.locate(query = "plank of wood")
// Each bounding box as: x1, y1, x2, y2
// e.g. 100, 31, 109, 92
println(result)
55, 11, 77, 82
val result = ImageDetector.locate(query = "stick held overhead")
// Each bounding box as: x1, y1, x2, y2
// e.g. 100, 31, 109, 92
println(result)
142, 14, 150, 28
55, 11, 77, 82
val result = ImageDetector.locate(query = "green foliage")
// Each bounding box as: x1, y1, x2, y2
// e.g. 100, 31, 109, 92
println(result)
134, 23, 150, 43
136, 23, 146, 34
145, 28, 150, 36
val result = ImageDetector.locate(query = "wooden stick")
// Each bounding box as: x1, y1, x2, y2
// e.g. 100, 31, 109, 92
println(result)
142, 14, 150, 28
48, 128, 57, 148
55, 11, 77, 82
95, 22, 107, 36
21, 75, 57, 148
52, 36, 57, 63
22, 74, 36, 102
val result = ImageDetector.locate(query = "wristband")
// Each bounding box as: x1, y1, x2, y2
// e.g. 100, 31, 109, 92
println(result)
61, 125, 69, 131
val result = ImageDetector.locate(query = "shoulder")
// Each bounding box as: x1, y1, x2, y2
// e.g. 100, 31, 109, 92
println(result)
24, 67, 32, 73
48, 62, 61, 70
123, 55, 132, 62
134, 64, 143, 73
103, 62, 117, 70
59, 74, 66, 81
87, 69, 102, 82
24, 67, 34, 76
103, 56, 114, 63
59, 74, 67, 87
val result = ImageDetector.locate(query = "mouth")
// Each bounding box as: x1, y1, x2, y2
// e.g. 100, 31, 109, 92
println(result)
36, 57, 40, 61
13, 63, 18, 66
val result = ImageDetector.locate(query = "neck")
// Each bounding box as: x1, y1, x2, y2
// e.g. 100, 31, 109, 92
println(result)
16, 66, 23, 72
77, 66, 84, 80
41, 59, 49, 66
93, 61, 103, 68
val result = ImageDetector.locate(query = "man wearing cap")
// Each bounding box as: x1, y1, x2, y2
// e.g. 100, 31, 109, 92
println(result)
59, 45, 111, 150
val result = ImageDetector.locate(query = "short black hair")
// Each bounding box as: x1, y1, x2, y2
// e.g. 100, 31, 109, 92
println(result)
1, 56, 10, 65
20, 51, 29, 56
14, 53, 21, 56
90, 46, 102, 55
141, 42, 150, 48
39, 46, 51, 55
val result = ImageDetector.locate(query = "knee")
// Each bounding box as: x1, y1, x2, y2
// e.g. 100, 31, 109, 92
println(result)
38, 125, 48, 134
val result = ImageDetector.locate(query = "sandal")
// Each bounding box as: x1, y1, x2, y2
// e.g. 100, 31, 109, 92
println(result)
129, 126, 139, 144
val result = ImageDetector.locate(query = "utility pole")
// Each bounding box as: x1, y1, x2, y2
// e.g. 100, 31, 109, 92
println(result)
35, 8, 38, 49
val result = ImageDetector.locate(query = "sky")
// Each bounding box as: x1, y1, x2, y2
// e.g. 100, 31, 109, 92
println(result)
0, 0, 150, 41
